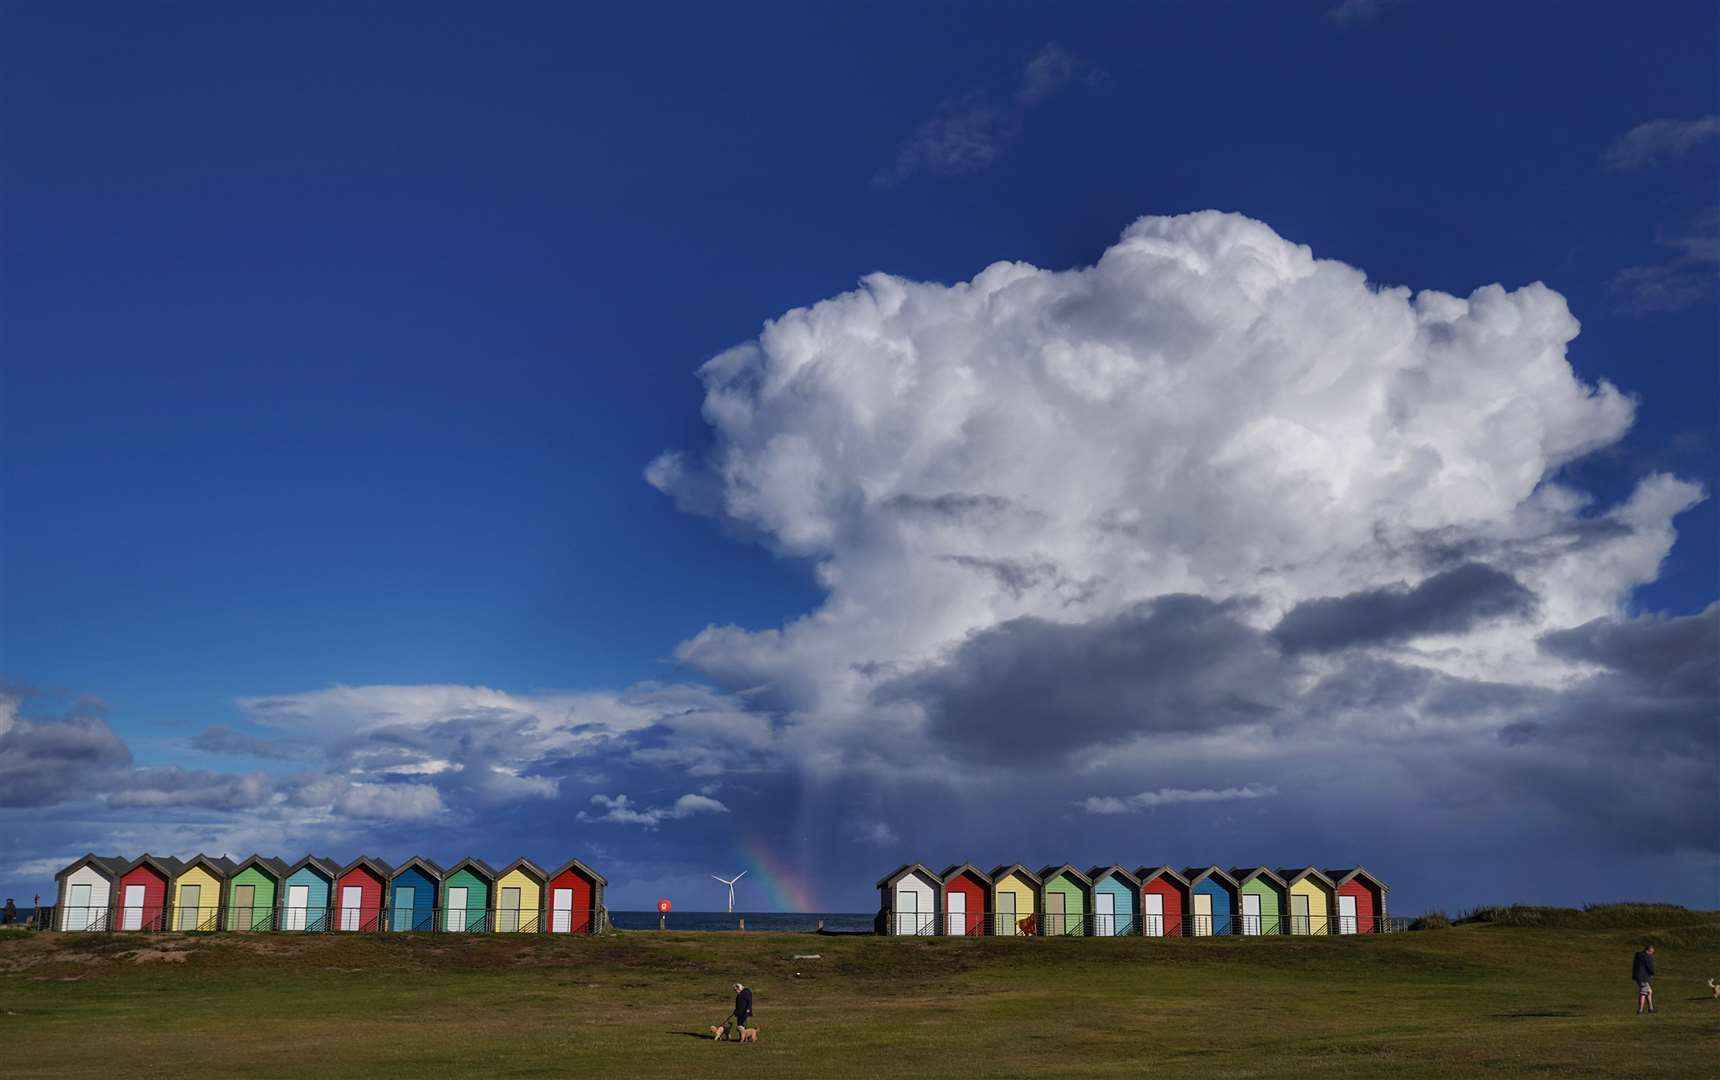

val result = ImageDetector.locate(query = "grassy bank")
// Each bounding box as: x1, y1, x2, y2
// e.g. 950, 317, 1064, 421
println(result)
2, 914, 1717, 1078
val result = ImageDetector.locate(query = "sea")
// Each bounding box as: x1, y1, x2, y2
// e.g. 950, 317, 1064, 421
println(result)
609, 910, 874, 933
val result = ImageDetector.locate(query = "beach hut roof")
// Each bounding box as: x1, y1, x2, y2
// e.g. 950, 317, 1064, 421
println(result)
547, 858, 608, 886
229, 854, 291, 880
988, 863, 1043, 886
1325, 866, 1389, 892
338, 855, 395, 880
1086, 865, 1141, 888
874, 863, 939, 889
1229, 866, 1289, 888
1134, 865, 1191, 888
444, 857, 497, 881
175, 853, 238, 880
497, 858, 547, 882
390, 856, 445, 882
939, 863, 993, 886
1277, 866, 1337, 888
1183, 866, 1239, 889
122, 853, 187, 878
1036, 864, 1092, 887
284, 855, 341, 880
55, 853, 127, 881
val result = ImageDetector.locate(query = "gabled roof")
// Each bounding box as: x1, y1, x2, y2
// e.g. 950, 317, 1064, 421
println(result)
284, 855, 341, 880
1326, 866, 1389, 892
122, 853, 186, 879
497, 857, 547, 882
1135, 865, 1190, 889
229, 854, 291, 880
940, 863, 993, 886
1229, 866, 1289, 889
989, 863, 1042, 886
55, 853, 127, 881
1183, 866, 1239, 889
547, 857, 608, 886
875, 863, 939, 889
1277, 866, 1337, 889
338, 855, 394, 880
1037, 864, 1092, 887
172, 854, 239, 882
1086, 865, 1140, 888
390, 856, 445, 882
443, 856, 497, 881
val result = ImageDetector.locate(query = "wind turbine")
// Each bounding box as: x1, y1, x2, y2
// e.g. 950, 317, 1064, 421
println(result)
712, 871, 747, 913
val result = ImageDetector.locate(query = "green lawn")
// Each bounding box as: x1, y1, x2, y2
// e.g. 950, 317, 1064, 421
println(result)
2, 913, 1717, 1078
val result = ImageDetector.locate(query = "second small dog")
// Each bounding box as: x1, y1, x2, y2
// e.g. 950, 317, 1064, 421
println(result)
739, 1026, 760, 1043
1708, 977, 1719, 999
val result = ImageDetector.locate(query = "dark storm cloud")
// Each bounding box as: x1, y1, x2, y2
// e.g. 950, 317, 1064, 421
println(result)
882, 595, 1291, 762
882, 492, 1024, 522
1271, 563, 1537, 653
0, 691, 133, 808
190, 725, 299, 760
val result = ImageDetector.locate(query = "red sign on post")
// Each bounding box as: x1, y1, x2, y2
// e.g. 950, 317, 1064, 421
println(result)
657, 898, 672, 913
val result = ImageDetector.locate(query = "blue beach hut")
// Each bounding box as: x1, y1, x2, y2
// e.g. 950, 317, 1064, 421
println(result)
389, 857, 442, 932
1183, 866, 1239, 937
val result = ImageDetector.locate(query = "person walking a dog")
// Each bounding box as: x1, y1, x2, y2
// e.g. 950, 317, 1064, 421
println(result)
1632, 944, 1656, 1014
712, 981, 753, 1041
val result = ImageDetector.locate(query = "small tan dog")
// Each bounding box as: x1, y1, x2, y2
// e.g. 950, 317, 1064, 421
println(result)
1708, 977, 1718, 999
739, 1026, 760, 1043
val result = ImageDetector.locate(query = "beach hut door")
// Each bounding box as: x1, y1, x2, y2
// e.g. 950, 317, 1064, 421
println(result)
1241, 893, 1261, 935
285, 885, 308, 930
67, 883, 91, 931
1193, 892, 1212, 936
1045, 890, 1065, 935
946, 890, 965, 936
340, 885, 362, 931
1291, 893, 1310, 934
447, 887, 468, 932
996, 890, 1016, 936
394, 887, 415, 931
1092, 891, 1113, 936
894, 889, 918, 935
552, 888, 572, 933
1338, 894, 1357, 935
1144, 892, 1163, 937
122, 884, 144, 930
177, 884, 201, 931
501, 887, 521, 932
233, 884, 254, 931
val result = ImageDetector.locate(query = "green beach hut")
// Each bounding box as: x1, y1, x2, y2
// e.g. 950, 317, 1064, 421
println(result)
441, 857, 496, 932
1230, 867, 1289, 935
1036, 864, 1092, 936
225, 855, 289, 931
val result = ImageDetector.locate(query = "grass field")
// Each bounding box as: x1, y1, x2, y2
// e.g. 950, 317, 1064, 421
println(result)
2, 909, 1717, 1078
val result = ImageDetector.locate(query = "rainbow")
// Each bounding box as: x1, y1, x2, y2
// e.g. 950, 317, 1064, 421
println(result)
740, 838, 820, 912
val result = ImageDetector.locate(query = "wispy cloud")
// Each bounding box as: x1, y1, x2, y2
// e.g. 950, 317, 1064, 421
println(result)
1604, 115, 1720, 172
1612, 208, 1720, 314
576, 792, 729, 828
1078, 784, 1278, 815
874, 44, 1106, 187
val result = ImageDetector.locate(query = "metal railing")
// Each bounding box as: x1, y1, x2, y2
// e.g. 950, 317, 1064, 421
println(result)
173, 904, 221, 932
883, 907, 1399, 938
225, 905, 275, 932
82, 903, 606, 935
56, 906, 112, 932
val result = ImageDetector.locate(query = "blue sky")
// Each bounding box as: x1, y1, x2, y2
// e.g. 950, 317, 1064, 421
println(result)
3, 2, 1715, 913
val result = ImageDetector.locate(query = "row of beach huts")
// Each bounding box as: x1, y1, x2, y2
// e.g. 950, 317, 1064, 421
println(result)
877, 863, 1393, 936
50, 853, 607, 934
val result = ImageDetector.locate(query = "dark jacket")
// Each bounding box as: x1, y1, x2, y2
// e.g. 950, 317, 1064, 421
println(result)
734, 987, 753, 1022
1632, 950, 1655, 982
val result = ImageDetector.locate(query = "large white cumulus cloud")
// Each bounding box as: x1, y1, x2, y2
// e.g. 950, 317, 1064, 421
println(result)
651, 211, 1693, 714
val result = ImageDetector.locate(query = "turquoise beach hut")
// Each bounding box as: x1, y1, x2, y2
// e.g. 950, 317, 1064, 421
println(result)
1085, 866, 1139, 936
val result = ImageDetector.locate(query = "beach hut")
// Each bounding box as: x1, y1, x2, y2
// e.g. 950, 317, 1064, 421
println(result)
224, 855, 289, 931
1278, 867, 1337, 935
1183, 867, 1239, 937
441, 858, 496, 933
495, 858, 546, 933
169, 855, 236, 931
1037, 865, 1092, 936
117, 855, 182, 931
1230, 867, 1289, 936
1327, 867, 1388, 934
53, 854, 126, 931
988, 864, 1041, 936
334, 856, 391, 932
1135, 866, 1189, 937
1085, 866, 1139, 937
875, 864, 939, 935
939, 864, 991, 936
388, 857, 443, 932
545, 858, 606, 934
280, 856, 339, 931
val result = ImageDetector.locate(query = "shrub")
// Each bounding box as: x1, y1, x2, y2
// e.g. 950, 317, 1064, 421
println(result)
1409, 910, 1450, 931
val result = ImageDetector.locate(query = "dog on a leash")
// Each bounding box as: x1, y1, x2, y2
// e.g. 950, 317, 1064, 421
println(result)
739, 1026, 760, 1042
1709, 977, 1719, 999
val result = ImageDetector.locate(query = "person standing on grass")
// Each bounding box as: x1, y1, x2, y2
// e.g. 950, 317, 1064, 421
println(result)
1632, 944, 1656, 1014
722, 981, 753, 1040
2, 898, 13, 925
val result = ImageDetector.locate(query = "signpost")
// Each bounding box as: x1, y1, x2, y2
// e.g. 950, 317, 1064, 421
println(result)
657, 897, 671, 930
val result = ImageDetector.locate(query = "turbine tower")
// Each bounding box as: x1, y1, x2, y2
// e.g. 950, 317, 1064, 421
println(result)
712, 871, 747, 913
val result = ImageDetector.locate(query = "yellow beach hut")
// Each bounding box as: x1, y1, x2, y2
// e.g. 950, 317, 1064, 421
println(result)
1278, 867, 1337, 935
495, 858, 546, 932
988, 864, 1042, 936
170, 854, 236, 931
